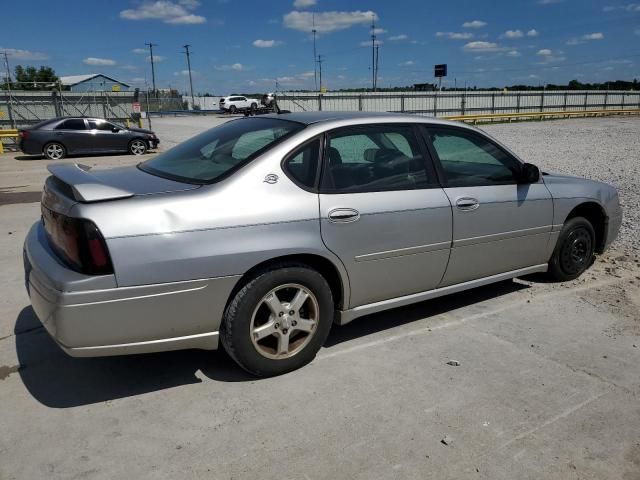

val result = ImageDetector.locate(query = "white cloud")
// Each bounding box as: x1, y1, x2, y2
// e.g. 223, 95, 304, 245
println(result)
463, 41, 501, 52
215, 63, 246, 71
293, 0, 316, 8
536, 49, 565, 63
174, 69, 197, 76
502, 29, 524, 38
0, 47, 48, 61
120, 0, 206, 25
506, 50, 521, 57
462, 20, 487, 28
400, 60, 415, 66
284, 10, 377, 33
146, 55, 165, 62
436, 31, 473, 40
388, 34, 408, 41
567, 32, 605, 45
119, 65, 139, 71
252, 39, 282, 48
539, 0, 563, 4
359, 40, 383, 47
372, 27, 386, 35
635, 27, 640, 35
83, 57, 116, 66
527, 29, 539, 37
603, 3, 640, 12
132, 48, 147, 54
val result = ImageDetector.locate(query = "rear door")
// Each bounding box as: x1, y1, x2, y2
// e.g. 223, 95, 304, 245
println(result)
318, 124, 453, 308
53, 118, 89, 153
422, 125, 553, 286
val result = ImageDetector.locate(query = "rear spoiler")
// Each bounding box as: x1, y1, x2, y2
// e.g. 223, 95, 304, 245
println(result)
47, 163, 134, 203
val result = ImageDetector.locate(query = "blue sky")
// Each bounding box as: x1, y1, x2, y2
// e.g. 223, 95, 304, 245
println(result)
2, 0, 639, 93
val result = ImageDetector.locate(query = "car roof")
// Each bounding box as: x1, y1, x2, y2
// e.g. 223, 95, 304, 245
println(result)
259, 111, 468, 128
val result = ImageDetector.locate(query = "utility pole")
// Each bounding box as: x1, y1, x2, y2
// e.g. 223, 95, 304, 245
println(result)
2, 51, 15, 129
145, 42, 158, 96
182, 44, 195, 109
317, 54, 324, 91
374, 45, 379, 91
312, 13, 318, 92
371, 15, 376, 91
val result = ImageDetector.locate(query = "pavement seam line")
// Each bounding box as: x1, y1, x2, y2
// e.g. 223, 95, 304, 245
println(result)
317, 272, 636, 361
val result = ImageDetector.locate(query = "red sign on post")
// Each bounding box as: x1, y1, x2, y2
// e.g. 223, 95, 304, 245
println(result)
132, 102, 141, 113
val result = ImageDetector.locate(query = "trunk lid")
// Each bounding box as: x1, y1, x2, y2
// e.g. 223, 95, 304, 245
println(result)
45, 163, 200, 205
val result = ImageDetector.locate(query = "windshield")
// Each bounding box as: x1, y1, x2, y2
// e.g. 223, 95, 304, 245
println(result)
139, 118, 303, 183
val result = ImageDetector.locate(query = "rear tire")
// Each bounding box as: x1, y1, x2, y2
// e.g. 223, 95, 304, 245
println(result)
43, 142, 66, 160
229, 105, 237, 114
547, 216, 596, 281
129, 139, 147, 156
221, 265, 334, 377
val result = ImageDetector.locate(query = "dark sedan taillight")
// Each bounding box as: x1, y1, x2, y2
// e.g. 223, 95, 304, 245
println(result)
42, 206, 114, 275
18, 130, 29, 139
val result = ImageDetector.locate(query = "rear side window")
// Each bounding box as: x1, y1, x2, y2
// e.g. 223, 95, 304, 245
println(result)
427, 127, 520, 187
283, 138, 321, 189
56, 119, 86, 130
320, 125, 435, 193
139, 118, 304, 183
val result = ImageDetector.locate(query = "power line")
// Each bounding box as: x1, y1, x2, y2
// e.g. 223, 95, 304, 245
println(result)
182, 44, 195, 108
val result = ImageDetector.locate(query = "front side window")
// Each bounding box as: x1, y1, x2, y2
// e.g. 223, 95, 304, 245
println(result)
88, 120, 117, 131
140, 118, 304, 183
321, 125, 433, 193
56, 119, 86, 130
427, 127, 520, 187
283, 138, 320, 189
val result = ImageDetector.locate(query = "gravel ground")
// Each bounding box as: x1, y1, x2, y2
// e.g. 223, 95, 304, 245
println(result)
481, 117, 640, 253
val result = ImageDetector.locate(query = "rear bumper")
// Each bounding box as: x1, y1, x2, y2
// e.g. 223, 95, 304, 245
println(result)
24, 222, 240, 357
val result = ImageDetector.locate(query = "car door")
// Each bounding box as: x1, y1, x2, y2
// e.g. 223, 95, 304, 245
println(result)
422, 125, 553, 287
53, 118, 89, 153
87, 119, 124, 151
318, 124, 453, 308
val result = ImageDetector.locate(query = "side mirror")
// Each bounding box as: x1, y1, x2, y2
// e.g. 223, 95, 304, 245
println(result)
112, 127, 120, 133
519, 163, 540, 183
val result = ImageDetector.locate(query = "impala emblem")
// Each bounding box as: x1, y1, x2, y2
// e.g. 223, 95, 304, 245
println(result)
264, 174, 279, 184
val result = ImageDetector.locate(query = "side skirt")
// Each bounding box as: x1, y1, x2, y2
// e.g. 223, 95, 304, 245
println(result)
336, 264, 548, 325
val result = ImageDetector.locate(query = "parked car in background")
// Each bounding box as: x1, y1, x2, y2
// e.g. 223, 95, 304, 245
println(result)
219, 95, 259, 113
18, 117, 159, 160
23, 112, 621, 377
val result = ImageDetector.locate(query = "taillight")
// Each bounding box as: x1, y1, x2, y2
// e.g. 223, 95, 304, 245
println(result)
19, 130, 28, 139
41, 206, 113, 275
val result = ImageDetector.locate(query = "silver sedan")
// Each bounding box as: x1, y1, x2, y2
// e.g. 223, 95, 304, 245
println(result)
23, 112, 622, 376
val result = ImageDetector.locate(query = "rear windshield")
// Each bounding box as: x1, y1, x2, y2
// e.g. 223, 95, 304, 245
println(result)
139, 118, 303, 183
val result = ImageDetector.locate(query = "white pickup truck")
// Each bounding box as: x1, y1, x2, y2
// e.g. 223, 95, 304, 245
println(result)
219, 95, 259, 113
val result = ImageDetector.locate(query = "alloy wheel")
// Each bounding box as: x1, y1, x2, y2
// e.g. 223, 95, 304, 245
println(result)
250, 283, 319, 360
130, 140, 146, 155
45, 143, 64, 160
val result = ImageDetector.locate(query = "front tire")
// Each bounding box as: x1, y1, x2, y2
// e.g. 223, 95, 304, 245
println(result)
43, 142, 66, 160
129, 139, 147, 156
547, 216, 596, 281
221, 265, 334, 377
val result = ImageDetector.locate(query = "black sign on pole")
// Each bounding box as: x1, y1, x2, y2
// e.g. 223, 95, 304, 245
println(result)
434, 64, 447, 78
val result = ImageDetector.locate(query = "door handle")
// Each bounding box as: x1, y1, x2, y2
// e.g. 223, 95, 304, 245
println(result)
328, 208, 360, 223
455, 197, 480, 211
